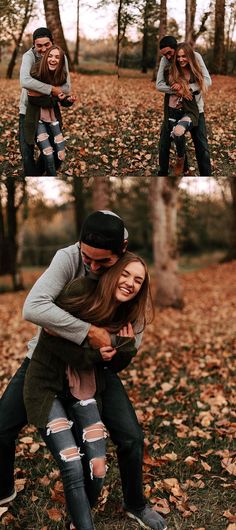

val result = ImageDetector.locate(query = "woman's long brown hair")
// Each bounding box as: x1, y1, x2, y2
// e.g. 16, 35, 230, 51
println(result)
170, 42, 207, 96
31, 45, 67, 86
56, 252, 154, 334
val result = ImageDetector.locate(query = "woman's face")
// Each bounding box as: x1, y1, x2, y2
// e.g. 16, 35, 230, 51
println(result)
177, 49, 189, 68
115, 261, 146, 303
47, 49, 60, 70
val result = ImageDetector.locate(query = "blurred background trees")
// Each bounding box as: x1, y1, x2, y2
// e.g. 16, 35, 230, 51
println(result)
1, 177, 235, 309
0, 0, 235, 77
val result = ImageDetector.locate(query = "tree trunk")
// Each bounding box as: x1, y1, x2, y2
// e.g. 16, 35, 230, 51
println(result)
152, 0, 166, 80
151, 177, 184, 308
73, 0, 80, 66
116, 0, 123, 67
72, 177, 85, 239
5, 178, 25, 290
141, 2, 149, 74
185, 0, 196, 44
43, 0, 74, 70
226, 177, 236, 260
92, 177, 109, 211
6, 0, 34, 79
213, 0, 225, 73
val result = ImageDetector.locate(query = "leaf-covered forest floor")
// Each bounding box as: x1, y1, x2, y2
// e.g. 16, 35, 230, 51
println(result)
0, 73, 235, 177
0, 261, 235, 529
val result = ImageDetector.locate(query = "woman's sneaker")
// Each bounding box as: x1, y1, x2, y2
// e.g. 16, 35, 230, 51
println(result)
124, 504, 167, 530
0, 489, 17, 506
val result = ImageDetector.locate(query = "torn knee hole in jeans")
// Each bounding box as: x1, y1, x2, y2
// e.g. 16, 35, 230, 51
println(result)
54, 133, 64, 144
82, 422, 108, 443
46, 417, 73, 435
37, 133, 49, 142
58, 149, 65, 161
60, 446, 83, 462
43, 146, 54, 156
89, 457, 107, 479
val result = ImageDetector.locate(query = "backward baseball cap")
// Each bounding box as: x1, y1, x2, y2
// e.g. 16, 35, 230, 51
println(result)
80, 210, 128, 254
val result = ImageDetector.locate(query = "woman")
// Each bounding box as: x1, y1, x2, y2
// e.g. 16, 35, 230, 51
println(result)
24, 45, 76, 176
164, 42, 211, 176
24, 252, 153, 530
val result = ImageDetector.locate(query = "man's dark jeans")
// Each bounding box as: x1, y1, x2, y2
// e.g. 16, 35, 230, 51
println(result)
0, 360, 146, 511
19, 114, 62, 176
158, 112, 212, 176
19, 114, 45, 176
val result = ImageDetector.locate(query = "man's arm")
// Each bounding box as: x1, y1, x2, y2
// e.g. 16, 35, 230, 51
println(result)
189, 52, 212, 92
20, 51, 71, 96
60, 55, 71, 94
20, 51, 52, 95
156, 57, 176, 94
23, 248, 90, 345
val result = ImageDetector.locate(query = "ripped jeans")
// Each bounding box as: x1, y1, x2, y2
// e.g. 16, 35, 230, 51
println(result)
168, 107, 193, 158
36, 120, 65, 176
39, 397, 107, 530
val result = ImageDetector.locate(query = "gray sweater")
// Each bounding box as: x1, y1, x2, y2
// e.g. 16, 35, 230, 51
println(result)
23, 243, 143, 359
19, 48, 71, 115
156, 52, 212, 114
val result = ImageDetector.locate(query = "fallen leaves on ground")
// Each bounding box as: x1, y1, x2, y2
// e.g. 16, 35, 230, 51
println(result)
0, 260, 235, 529
0, 73, 235, 176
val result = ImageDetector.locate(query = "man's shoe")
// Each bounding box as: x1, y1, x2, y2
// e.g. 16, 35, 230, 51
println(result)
0, 489, 17, 506
124, 504, 167, 530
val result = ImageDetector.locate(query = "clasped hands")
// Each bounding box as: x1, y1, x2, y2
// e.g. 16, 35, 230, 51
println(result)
171, 82, 193, 101
88, 322, 134, 361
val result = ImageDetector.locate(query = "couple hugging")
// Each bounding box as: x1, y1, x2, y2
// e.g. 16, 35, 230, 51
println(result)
0, 210, 167, 530
19, 27, 75, 176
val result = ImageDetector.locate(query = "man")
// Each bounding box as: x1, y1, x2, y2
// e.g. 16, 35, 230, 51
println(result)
0, 210, 167, 530
156, 35, 212, 176
19, 27, 71, 176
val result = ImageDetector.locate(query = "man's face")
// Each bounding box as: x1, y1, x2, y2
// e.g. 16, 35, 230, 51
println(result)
34, 37, 52, 56
160, 46, 175, 61
80, 242, 119, 276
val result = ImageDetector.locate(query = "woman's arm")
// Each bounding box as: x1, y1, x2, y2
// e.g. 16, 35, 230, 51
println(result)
37, 329, 103, 370
108, 336, 137, 372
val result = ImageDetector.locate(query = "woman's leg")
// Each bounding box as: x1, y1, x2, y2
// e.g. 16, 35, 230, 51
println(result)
68, 398, 107, 508
47, 121, 66, 162
171, 115, 192, 157
36, 121, 57, 176
170, 116, 192, 175
39, 398, 95, 530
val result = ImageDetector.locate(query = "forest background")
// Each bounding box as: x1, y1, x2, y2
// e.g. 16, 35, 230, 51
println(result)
0, 175, 235, 529
0, 0, 236, 176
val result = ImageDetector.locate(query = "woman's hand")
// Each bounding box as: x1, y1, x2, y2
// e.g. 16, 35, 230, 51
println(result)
171, 82, 182, 92
57, 92, 67, 100
67, 95, 76, 103
100, 346, 117, 361
28, 89, 42, 96
118, 322, 134, 337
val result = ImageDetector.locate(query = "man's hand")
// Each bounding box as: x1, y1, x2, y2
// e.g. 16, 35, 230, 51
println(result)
51, 86, 64, 96
171, 82, 182, 92
100, 346, 117, 361
118, 322, 134, 337
87, 325, 111, 348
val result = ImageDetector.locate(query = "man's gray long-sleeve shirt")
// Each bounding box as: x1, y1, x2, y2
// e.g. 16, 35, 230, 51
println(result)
23, 243, 142, 359
19, 48, 71, 115
156, 52, 212, 113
